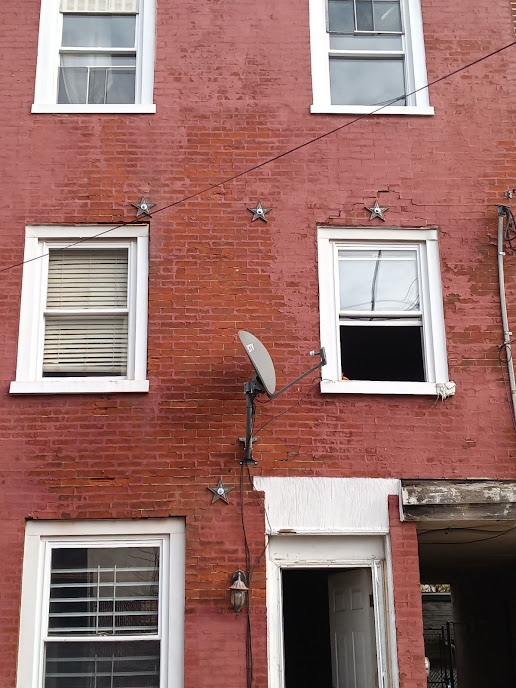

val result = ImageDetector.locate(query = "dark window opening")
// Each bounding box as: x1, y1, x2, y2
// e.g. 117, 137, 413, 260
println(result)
340, 324, 425, 381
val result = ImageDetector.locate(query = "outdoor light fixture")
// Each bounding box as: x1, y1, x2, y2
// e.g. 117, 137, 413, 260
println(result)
229, 570, 249, 615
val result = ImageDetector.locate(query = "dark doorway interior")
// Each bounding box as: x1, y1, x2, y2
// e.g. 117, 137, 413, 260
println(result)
282, 569, 333, 688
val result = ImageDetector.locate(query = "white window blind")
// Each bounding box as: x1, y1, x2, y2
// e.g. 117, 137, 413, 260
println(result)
60, 0, 139, 13
43, 248, 129, 376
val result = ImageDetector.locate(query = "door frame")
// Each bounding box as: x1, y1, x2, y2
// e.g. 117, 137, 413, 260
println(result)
266, 535, 399, 688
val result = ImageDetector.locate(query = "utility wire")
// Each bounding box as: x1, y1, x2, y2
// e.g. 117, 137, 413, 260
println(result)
0, 39, 515, 278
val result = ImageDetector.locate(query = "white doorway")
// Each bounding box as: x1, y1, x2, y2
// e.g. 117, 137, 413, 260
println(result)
267, 536, 394, 688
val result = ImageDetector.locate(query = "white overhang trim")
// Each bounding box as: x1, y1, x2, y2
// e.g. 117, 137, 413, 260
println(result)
254, 477, 401, 534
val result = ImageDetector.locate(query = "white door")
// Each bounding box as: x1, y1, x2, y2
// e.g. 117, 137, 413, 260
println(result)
328, 568, 379, 688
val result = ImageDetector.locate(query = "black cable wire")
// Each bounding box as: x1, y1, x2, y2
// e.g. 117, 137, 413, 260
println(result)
0, 40, 514, 278
419, 523, 516, 545
239, 461, 253, 688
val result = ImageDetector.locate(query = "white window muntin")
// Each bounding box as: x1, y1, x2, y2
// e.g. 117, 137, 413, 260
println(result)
333, 241, 434, 382
317, 227, 453, 395
309, 0, 432, 114
32, 0, 156, 113
16, 519, 185, 688
10, 225, 149, 394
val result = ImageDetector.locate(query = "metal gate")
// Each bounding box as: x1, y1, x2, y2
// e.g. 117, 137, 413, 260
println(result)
423, 622, 457, 688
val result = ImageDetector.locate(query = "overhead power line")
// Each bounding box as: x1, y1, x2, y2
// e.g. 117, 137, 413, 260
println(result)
0, 39, 514, 278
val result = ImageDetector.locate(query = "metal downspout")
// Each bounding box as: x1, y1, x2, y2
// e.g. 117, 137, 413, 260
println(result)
497, 205, 516, 428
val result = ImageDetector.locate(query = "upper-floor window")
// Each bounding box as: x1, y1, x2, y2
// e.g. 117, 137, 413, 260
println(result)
309, 0, 434, 115
32, 0, 156, 113
10, 225, 149, 394
317, 226, 455, 395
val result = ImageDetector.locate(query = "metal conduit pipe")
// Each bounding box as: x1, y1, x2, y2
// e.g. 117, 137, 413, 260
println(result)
497, 205, 516, 429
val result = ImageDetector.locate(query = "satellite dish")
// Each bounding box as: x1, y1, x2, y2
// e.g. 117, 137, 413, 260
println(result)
238, 330, 276, 397
237, 330, 326, 465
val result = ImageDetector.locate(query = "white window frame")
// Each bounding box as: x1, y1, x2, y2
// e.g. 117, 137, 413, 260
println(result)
309, 0, 434, 115
32, 0, 156, 114
317, 226, 455, 395
10, 225, 149, 394
16, 519, 185, 688
267, 535, 397, 688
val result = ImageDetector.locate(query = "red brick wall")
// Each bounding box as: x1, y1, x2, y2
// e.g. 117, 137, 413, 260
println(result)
389, 495, 427, 688
1, 0, 516, 685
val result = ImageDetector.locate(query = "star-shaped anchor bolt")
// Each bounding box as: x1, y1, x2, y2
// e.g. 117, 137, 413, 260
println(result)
248, 201, 272, 222
208, 478, 234, 504
132, 196, 156, 217
365, 199, 388, 222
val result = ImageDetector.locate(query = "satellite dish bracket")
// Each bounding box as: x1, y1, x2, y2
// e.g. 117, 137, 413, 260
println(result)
241, 374, 264, 465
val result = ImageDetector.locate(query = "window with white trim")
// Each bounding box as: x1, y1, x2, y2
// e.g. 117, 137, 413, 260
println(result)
32, 0, 156, 114
16, 520, 185, 688
317, 227, 455, 395
10, 226, 149, 394
309, 0, 433, 115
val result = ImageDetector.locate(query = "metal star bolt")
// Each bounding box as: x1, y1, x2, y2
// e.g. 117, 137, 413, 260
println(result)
132, 196, 156, 217
208, 478, 234, 504
248, 201, 272, 222
365, 199, 388, 222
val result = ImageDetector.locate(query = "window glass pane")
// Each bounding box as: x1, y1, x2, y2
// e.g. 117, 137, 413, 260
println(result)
338, 249, 419, 311
62, 15, 136, 48
356, 0, 374, 30
373, 0, 402, 31
330, 34, 403, 49
58, 68, 87, 104
48, 547, 159, 635
61, 54, 136, 67
329, 57, 406, 105
87, 68, 136, 104
44, 640, 160, 688
340, 324, 425, 381
105, 68, 136, 104
328, 0, 355, 32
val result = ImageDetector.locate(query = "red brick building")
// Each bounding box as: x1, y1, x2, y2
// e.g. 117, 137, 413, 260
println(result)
1, 0, 516, 686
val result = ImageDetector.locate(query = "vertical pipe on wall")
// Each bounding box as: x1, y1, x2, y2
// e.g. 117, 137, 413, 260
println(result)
497, 206, 516, 429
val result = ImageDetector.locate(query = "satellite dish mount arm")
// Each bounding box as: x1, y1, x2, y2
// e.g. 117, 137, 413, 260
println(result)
269, 348, 326, 399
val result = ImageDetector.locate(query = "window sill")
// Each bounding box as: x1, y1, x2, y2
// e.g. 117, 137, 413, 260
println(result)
31, 104, 156, 114
310, 104, 434, 116
320, 380, 456, 396
10, 379, 150, 394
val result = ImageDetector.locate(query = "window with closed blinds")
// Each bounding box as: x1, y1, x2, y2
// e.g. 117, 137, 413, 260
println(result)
43, 248, 129, 377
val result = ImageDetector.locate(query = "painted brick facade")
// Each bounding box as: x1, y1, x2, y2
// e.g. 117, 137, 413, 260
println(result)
1, 0, 515, 686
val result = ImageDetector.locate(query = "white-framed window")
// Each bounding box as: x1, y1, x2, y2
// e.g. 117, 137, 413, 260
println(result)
309, 0, 433, 115
317, 227, 455, 395
32, 0, 156, 114
16, 519, 185, 688
10, 225, 149, 394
